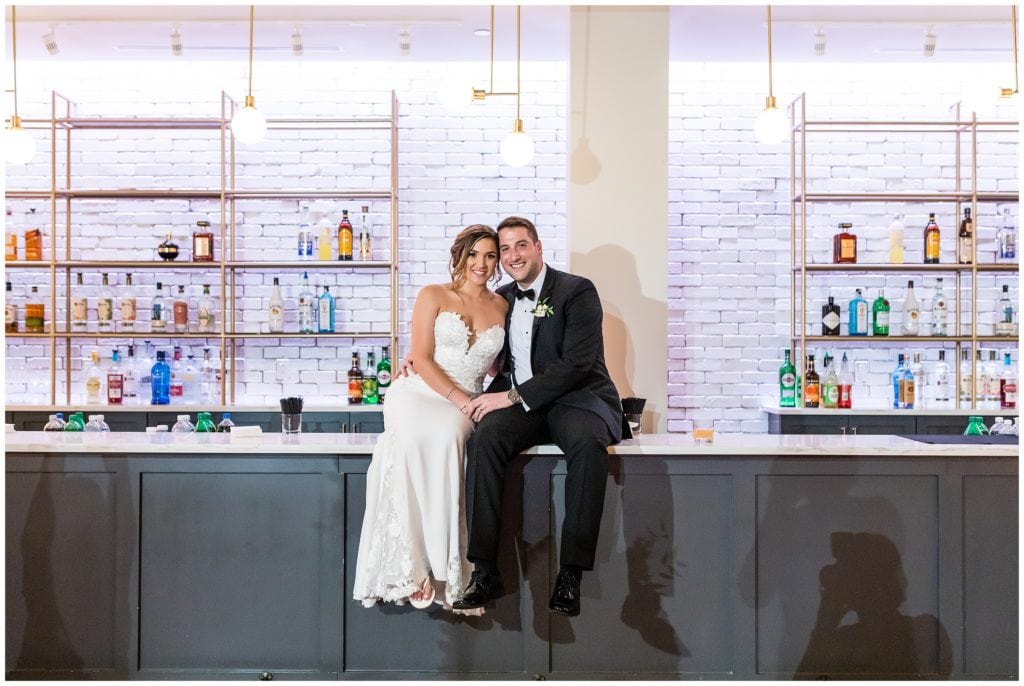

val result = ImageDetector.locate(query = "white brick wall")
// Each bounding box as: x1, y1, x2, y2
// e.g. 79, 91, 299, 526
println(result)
5, 59, 1018, 432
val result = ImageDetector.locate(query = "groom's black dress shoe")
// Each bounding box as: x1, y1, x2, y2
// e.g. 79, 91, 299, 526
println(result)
453, 569, 498, 610
549, 571, 581, 616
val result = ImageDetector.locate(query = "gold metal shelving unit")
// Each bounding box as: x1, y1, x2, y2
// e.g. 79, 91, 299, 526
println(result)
5, 90, 400, 406
789, 93, 1019, 411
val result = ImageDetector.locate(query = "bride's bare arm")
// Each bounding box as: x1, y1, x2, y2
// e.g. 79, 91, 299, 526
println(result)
409, 285, 476, 413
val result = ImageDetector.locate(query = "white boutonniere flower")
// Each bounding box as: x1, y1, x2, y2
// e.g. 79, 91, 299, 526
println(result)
530, 297, 554, 318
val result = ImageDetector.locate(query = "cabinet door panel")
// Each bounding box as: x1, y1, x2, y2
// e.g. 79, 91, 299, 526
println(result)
847, 416, 916, 435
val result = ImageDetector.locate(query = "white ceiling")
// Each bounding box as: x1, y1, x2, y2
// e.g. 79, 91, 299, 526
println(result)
4, 4, 1015, 63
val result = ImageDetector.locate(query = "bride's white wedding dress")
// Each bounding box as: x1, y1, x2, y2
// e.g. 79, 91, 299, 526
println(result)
352, 310, 504, 612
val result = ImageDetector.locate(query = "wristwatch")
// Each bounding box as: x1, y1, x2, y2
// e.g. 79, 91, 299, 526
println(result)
507, 387, 523, 405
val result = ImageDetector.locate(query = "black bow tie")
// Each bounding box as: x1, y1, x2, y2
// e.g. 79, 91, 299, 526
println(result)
515, 288, 536, 301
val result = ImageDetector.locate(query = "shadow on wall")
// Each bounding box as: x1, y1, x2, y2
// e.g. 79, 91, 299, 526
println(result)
572, 245, 662, 433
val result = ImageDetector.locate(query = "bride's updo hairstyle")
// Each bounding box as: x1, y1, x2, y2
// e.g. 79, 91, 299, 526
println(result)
449, 224, 501, 290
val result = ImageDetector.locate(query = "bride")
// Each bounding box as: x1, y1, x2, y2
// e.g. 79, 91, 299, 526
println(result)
352, 224, 508, 613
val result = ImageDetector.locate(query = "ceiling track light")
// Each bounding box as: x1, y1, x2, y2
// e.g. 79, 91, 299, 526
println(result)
999, 5, 1018, 98
923, 26, 936, 57
6, 5, 36, 165
42, 23, 59, 55
755, 5, 788, 145
170, 23, 183, 57
292, 24, 303, 57
814, 25, 825, 57
399, 28, 410, 56
471, 5, 534, 166
230, 5, 267, 144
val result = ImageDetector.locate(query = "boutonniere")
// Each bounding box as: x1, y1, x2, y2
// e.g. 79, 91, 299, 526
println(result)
530, 297, 554, 318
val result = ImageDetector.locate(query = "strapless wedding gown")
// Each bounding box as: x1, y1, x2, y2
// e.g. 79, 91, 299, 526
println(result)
352, 311, 504, 612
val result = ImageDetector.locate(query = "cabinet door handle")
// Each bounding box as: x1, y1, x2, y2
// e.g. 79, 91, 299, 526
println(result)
353, 422, 360, 433
258, 672, 274, 681
851, 426, 858, 435
341, 422, 348, 433
841, 426, 846, 435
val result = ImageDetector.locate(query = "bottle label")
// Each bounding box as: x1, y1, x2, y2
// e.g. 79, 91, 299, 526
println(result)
840, 237, 855, 260
377, 369, 392, 386
805, 383, 820, 406
839, 384, 852, 407
1002, 381, 1017, 406
781, 372, 796, 388
120, 297, 136, 322
854, 302, 868, 333
876, 312, 890, 328
339, 229, 353, 257
86, 377, 101, 402
5, 303, 14, 325
822, 311, 840, 331
926, 232, 940, 258
72, 297, 87, 321
170, 383, 183, 397
199, 306, 213, 331
270, 304, 283, 320
107, 374, 123, 403
318, 299, 332, 329
901, 379, 915, 406
348, 379, 363, 401
959, 236, 973, 263
174, 302, 188, 327
98, 298, 113, 321
825, 385, 840, 404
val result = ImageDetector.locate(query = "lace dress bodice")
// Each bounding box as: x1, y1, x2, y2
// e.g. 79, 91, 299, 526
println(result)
432, 311, 505, 394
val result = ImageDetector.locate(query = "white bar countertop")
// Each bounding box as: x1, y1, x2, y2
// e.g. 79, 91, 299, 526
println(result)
4, 431, 1017, 458
763, 407, 1019, 416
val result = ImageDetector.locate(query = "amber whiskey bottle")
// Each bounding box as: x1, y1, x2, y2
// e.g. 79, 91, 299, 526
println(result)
832, 223, 857, 263
924, 213, 941, 264
347, 351, 363, 404
804, 354, 820, 408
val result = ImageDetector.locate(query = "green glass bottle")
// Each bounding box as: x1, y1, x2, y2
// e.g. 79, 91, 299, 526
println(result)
376, 345, 391, 405
778, 348, 797, 408
872, 289, 890, 336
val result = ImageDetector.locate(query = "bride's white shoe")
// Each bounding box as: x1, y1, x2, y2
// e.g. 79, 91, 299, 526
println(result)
409, 577, 435, 609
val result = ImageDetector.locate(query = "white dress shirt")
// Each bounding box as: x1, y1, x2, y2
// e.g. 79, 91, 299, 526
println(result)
509, 264, 547, 411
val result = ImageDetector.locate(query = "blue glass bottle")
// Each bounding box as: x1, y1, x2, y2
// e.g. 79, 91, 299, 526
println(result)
317, 285, 335, 333
849, 288, 868, 336
892, 353, 906, 409
151, 350, 171, 405
902, 360, 915, 410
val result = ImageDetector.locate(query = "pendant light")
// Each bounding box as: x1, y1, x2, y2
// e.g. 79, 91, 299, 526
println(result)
5, 5, 36, 165
754, 5, 788, 145
472, 6, 534, 167
230, 5, 267, 144
999, 5, 1019, 100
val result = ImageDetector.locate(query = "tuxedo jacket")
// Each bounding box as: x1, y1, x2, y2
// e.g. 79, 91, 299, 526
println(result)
488, 266, 625, 443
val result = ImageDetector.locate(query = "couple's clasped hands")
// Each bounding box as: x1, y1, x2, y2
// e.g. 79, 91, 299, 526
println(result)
399, 357, 513, 423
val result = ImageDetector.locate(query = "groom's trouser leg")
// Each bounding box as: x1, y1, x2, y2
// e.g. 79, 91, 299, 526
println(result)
465, 405, 550, 566
547, 405, 613, 571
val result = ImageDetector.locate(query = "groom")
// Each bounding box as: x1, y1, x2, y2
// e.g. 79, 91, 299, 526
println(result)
453, 216, 625, 616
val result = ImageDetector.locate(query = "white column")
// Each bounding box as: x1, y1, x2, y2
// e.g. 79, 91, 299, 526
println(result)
568, 6, 669, 433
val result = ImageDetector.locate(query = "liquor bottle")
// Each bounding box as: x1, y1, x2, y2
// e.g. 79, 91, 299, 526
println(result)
958, 208, 974, 264
871, 289, 890, 336
25, 285, 45, 333
197, 284, 216, 333
195, 411, 217, 433
123, 344, 139, 404
5, 209, 15, 260
832, 222, 857, 263
182, 354, 199, 404
377, 345, 391, 404
24, 227, 42, 261
85, 350, 104, 404
269, 277, 285, 333
120, 273, 137, 331
173, 285, 189, 334
848, 288, 868, 336
317, 285, 336, 333
96, 272, 115, 332
348, 351, 363, 404
892, 354, 907, 409
804, 354, 820, 408
359, 205, 372, 260
298, 223, 313, 259
1000, 352, 1017, 409
5, 281, 16, 333
71, 272, 89, 331
151, 282, 167, 333
200, 346, 216, 404
217, 413, 236, 432
909, 352, 924, 407
361, 351, 379, 404
974, 350, 986, 404
169, 345, 184, 400
902, 280, 920, 336
316, 212, 333, 261
924, 212, 941, 264
837, 352, 853, 409
338, 209, 353, 261
107, 349, 124, 405
192, 220, 215, 262
139, 340, 154, 393
984, 350, 1001, 406
778, 348, 796, 407
888, 214, 905, 263
151, 351, 171, 405
997, 208, 1017, 263
821, 296, 840, 336
298, 272, 316, 334
995, 285, 1015, 336
821, 354, 839, 409
932, 350, 951, 407
931, 278, 948, 336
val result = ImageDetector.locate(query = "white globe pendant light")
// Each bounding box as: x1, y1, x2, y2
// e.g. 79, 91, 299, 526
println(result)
500, 119, 534, 167
231, 6, 266, 144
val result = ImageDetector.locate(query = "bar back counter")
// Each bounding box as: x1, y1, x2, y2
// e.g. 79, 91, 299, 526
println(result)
5, 432, 1017, 680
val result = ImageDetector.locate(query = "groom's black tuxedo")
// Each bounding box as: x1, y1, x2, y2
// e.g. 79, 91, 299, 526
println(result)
488, 267, 624, 442
466, 264, 624, 573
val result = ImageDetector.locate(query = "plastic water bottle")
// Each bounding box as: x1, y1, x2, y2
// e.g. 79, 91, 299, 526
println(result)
171, 414, 195, 433
63, 412, 86, 432
84, 414, 105, 432
43, 414, 64, 431
195, 411, 216, 433
217, 412, 236, 433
